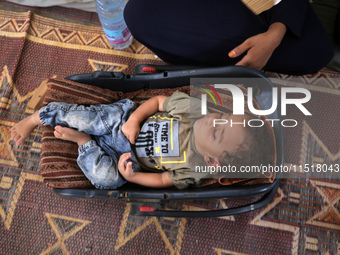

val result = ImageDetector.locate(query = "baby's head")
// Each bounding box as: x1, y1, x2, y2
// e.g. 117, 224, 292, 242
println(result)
193, 113, 274, 173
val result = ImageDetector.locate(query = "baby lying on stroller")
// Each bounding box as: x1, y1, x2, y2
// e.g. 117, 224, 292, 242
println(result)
11, 91, 274, 189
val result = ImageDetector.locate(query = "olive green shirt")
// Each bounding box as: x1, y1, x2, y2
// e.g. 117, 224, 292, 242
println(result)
134, 91, 209, 189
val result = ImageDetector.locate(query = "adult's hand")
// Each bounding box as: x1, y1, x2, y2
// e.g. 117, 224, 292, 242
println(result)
228, 22, 287, 70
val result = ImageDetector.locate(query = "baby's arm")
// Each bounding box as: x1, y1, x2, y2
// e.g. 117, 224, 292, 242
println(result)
118, 153, 173, 188
122, 96, 167, 144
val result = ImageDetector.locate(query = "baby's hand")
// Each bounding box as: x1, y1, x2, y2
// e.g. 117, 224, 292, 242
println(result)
122, 117, 140, 144
118, 153, 135, 181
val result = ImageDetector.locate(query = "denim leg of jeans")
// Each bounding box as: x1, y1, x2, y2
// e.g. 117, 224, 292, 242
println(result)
39, 101, 127, 135
39, 100, 140, 189
77, 140, 126, 189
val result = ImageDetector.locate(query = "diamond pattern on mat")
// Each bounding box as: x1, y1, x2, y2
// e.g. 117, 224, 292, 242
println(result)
41, 213, 91, 255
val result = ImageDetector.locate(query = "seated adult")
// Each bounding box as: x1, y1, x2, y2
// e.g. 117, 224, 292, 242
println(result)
124, 0, 334, 75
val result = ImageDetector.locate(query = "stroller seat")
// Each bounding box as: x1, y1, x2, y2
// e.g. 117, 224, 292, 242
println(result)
41, 65, 283, 218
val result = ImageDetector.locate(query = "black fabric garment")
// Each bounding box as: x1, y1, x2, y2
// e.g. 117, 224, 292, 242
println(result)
334, 7, 340, 43
124, 0, 334, 75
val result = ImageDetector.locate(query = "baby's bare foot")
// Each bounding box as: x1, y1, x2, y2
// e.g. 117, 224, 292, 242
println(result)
11, 111, 41, 146
54, 126, 91, 146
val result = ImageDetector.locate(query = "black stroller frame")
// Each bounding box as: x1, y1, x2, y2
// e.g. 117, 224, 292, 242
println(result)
53, 65, 284, 218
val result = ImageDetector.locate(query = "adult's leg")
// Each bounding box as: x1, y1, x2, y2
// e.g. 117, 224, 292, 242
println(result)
262, 3, 334, 75
124, 0, 265, 66
125, 0, 333, 74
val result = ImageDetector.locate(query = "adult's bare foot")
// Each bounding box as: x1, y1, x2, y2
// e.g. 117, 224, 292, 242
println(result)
11, 111, 41, 146
54, 126, 91, 147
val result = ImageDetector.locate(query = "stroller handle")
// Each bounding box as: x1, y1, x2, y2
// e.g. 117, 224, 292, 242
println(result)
130, 180, 280, 218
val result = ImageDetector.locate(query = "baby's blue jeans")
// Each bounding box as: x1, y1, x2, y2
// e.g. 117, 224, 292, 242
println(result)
39, 99, 141, 189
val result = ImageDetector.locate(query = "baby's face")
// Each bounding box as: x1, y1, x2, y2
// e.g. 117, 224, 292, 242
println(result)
193, 113, 247, 159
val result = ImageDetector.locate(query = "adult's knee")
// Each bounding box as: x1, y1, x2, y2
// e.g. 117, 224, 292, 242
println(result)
265, 26, 335, 75
307, 41, 334, 73
124, 0, 151, 40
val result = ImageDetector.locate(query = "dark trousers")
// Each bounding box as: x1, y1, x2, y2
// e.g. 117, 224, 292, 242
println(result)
124, 0, 334, 75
